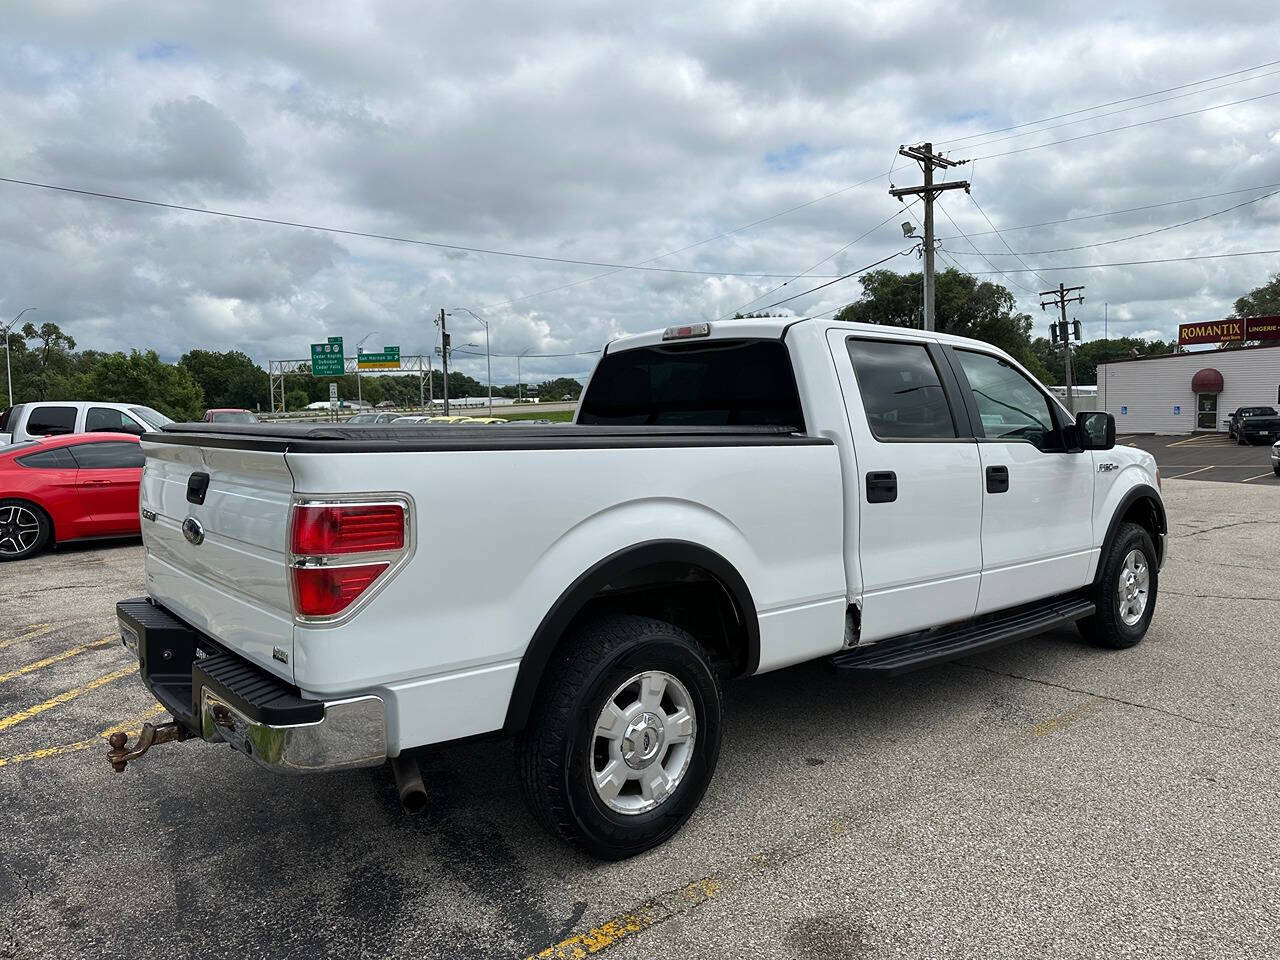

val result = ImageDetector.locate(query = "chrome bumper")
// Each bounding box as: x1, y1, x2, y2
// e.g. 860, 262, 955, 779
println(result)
200, 689, 387, 774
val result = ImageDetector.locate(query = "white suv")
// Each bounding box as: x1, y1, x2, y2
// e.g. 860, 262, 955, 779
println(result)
0, 401, 173, 444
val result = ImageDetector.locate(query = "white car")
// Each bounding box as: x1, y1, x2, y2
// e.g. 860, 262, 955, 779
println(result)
114, 318, 1166, 858
1271, 439, 1279, 476
1, 401, 172, 444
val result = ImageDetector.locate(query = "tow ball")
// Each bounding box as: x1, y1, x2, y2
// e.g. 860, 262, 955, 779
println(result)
106, 721, 192, 772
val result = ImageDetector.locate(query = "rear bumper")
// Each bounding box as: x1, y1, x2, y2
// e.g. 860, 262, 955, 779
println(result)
117, 597, 386, 773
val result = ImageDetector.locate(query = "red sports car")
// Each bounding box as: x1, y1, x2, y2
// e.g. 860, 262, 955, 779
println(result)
0, 432, 143, 561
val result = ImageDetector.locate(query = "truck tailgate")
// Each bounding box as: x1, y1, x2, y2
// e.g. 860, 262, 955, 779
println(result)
139, 439, 297, 681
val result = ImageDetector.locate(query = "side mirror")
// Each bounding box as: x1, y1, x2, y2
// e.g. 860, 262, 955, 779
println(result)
1076, 411, 1115, 451
120, 422, 148, 436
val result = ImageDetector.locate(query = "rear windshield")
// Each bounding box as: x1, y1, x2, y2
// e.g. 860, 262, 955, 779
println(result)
210, 411, 258, 424
577, 338, 804, 429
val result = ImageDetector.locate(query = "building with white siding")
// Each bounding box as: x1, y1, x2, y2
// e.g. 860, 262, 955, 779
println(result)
1098, 346, 1280, 434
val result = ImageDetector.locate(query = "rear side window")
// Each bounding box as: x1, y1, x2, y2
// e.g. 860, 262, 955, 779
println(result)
86, 407, 132, 432
846, 339, 957, 440
25, 405, 77, 436
17, 447, 77, 469
67, 441, 144, 469
577, 339, 805, 428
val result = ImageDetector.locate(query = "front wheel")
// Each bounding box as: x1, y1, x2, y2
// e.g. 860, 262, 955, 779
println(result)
517, 615, 723, 859
1078, 522, 1158, 649
0, 500, 51, 561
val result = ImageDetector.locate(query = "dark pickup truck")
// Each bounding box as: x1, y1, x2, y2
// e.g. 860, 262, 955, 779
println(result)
1226, 406, 1280, 444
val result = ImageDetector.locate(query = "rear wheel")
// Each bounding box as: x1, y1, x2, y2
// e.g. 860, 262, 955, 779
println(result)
1078, 522, 1158, 649
517, 615, 723, 860
0, 500, 50, 561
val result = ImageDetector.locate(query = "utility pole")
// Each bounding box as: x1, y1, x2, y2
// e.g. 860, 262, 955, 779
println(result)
517, 347, 531, 402
1042, 282, 1085, 411
3, 307, 37, 408
437, 308, 451, 415
890, 143, 969, 331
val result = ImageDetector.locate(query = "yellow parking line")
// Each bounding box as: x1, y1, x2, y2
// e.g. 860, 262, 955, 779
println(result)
0, 704, 166, 768
1241, 471, 1276, 483
1167, 466, 1214, 480
0, 635, 115, 684
0, 622, 55, 652
0, 666, 135, 733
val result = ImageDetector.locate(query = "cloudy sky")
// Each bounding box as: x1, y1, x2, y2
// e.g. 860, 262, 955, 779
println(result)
2, 1, 1279, 385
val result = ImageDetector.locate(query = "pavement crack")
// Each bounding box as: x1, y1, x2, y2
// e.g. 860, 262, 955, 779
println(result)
953, 662, 1253, 737
1173, 517, 1279, 540
0, 866, 35, 960
1163, 590, 1280, 604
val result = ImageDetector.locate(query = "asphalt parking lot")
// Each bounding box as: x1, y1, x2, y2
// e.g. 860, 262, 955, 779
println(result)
1122, 432, 1280, 485
2, 479, 1278, 959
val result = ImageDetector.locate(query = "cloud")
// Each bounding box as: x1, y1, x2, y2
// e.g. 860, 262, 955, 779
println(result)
1, 0, 1279, 386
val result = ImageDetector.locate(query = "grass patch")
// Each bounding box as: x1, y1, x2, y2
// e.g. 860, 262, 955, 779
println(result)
497, 409, 575, 422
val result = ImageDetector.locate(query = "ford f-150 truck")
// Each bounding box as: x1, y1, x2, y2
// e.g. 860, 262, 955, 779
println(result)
112, 317, 1166, 859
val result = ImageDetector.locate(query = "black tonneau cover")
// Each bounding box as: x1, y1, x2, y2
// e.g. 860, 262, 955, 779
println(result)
152, 422, 829, 453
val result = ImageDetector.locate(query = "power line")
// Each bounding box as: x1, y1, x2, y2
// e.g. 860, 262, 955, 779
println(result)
937, 180, 1280, 239
948, 187, 1280, 257
480, 168, 893, 310
967, 193, 1055, 289
955, 65, 1280, 152
971, 88, 1280, 160
938, 58, 1280, 146
933, 199, 1041, 295
747, 248, 915, 314
0, 174, 850, 281
722, 202, 916, 321
964, 248, 1280, 274
451, 348, 600, 358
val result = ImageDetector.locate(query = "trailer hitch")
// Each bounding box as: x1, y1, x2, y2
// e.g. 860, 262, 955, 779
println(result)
106, 721, 192, 773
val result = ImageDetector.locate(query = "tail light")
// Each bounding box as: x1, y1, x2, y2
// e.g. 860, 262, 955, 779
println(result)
288, 500, 409, 619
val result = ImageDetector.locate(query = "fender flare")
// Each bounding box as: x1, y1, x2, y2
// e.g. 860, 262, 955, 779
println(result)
1095, 483, 1166, 582
502, 539, 759, 733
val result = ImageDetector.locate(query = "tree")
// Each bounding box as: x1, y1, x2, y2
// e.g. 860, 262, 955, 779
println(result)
536, 377, 583, 400
1231, 272, 1280, 348
832, 269, 1050, 381
21, 321, 77, 401
179, 350, 269, 410
76, 350, 205, 421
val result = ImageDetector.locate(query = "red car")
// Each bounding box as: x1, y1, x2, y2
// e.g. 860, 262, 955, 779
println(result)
0, 433, 143, 561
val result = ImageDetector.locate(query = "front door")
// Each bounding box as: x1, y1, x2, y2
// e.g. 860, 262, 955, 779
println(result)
1197, 393, 1218, 430
831, 331, 984, 642
947, 348, 1096, 615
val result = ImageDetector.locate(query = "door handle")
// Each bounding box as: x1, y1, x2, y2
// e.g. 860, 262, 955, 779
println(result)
866, 471, 897, 504
985, 465, 1010, 494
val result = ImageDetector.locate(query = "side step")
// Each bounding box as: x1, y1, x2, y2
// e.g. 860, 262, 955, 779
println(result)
831, 593, 1095, 676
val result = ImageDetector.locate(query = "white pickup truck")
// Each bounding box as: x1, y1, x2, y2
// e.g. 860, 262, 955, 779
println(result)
113, 317, 1165, 859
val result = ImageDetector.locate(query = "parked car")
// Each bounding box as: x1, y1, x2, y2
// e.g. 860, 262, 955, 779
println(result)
423, 415, 478, 424
0, 401, 171, 444
114, 318, 1165, 858
1272, 439, 1280, 477
1225, 406, 1278, 440
463, 417, 509, 425
0, 433, 143, 561
390, 415, 432, 424
346, 412, 400, 424
203, 408, 259, 424
1236, 409, 1280, 445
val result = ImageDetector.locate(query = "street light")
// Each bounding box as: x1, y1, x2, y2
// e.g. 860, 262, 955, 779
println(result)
449, 307, 492, 416
2, 307, 37, 409
517, 347, 533, 402
355, 330, 379, 409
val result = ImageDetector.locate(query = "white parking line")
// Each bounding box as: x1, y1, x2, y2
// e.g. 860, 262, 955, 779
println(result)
1241, 472, 1277, 483
1167, 465, 1213, 481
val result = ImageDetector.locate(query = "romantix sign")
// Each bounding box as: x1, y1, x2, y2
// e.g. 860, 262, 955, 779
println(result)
1178, 316, 1280, 345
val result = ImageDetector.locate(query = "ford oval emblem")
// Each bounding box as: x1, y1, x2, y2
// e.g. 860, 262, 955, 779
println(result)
182, 517, 205, 546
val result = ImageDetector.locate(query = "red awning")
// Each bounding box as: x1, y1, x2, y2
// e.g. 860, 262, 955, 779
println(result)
1191, 368, 1224, 393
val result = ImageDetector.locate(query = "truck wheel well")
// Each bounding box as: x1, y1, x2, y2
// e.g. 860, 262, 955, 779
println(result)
502, 541, 758, 734
1098, 486, 1166, 578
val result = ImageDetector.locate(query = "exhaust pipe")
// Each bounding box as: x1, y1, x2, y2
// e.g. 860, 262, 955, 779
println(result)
391, 753, 428, 814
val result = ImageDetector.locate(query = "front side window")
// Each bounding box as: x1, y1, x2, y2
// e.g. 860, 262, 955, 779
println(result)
86, 407, 132, 432
24, 405, 77, 436
845, 339, 956, 440
954, 350, 1059, 451
67, 441, 144, 469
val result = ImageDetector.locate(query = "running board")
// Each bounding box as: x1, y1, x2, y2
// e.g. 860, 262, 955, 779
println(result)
830, 593, 1095, 676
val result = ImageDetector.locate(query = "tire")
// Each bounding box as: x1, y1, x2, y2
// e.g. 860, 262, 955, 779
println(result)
1078, 522, 1158, 649
517, 614, 723, 860
0, 499, 51, 562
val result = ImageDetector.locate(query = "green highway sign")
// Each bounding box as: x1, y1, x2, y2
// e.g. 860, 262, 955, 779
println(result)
310, 338, 345, 377
357, 345, 401, 370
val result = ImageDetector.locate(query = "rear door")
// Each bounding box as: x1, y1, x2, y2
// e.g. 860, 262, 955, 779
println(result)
946, 347, 1094, 614
830, 330, 984, 641
67, 440, 143, 534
